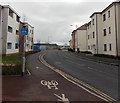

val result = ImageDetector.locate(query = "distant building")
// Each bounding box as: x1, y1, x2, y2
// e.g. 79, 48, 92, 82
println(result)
71, 30, 76, 50
69, 40, 72, 49
1, 5, 20, 56
33, 43, 58, 50
75, 23, 88, 52
19, 22, 34, 53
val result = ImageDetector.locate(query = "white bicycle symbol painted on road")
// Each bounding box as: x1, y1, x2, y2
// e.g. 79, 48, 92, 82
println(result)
41, 80, 58, 90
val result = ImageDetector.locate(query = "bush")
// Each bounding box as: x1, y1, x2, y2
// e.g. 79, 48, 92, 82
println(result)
2, 64, 22, 75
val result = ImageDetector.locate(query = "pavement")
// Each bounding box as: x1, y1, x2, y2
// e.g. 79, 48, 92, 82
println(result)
2, 52, 108, 102
71, 52, 119, 66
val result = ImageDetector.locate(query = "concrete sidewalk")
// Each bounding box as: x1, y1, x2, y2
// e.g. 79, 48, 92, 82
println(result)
72, 52, 119, 66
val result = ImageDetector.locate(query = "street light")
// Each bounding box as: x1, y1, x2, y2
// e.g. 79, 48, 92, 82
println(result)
70, 25, 78, 29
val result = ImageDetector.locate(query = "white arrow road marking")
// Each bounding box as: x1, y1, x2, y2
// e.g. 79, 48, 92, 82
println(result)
54, 93, 69, 103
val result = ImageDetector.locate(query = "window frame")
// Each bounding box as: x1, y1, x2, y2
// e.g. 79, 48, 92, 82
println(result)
7, 42, 12, 49
8, 26, 13, 33
103, 14, 106, 21
103, 29, 106, 36
104, 44, 107, 51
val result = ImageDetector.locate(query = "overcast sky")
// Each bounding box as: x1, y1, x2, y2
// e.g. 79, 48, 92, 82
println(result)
1, 0, 115, 45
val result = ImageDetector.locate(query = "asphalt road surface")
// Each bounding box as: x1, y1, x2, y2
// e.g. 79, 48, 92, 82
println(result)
44, 50, 118, 100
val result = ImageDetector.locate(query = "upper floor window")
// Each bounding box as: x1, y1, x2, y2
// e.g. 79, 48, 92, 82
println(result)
108, 10, 110, 18
8, 26, 13, 33
16, 30, 19, 35
92, 19, 94, 25
9, 9, 13, 18
88, 35, 90, 39
16, 15, 20, 22
7, 43, 12, 49
103, 14, 106, 21
109, 27, 111, 34
103, 29, 106, 36
93, 32, 95, 38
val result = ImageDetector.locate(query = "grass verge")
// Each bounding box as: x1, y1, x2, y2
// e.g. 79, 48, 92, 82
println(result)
2, 50, 41, 75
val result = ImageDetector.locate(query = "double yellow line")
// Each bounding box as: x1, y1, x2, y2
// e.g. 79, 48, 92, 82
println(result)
39, 53, 118, 103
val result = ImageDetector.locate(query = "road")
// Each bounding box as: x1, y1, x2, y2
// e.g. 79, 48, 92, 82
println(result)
44, 50, 118, 101
2, 52, 107, 102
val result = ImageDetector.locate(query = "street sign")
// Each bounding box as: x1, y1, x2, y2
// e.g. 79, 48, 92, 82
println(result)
20, 27, 28, 35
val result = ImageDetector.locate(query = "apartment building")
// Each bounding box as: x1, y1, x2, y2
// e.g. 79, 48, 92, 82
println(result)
71, 30, 76, 50
19, 22, 34, 53
75, 24, 88, 52
87, 1, 120, 56
1, 5, 20, 56
87, 13, 101, 54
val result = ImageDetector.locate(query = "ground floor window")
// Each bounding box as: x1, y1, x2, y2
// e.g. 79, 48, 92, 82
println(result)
104, 44, 107, 51
7, 43, 12, 49
15, 43, 19, 49
109, 43, 112, 51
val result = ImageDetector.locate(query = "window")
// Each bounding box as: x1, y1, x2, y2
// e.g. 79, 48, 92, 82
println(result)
31, 30, 33, 34
8, 26, 13, 33
15, 43, 19, 49
93, 32, 95, 38
88, 35, 90, 39
16, 15, 20, 22
109, 27, 111, 34
103, 14, 106, 21
104, 44, 107, 51
93, 44, 96, 50
7, 43, 12, 49
9, 9, 13, 18
92, 19, 94, 25
109, 44, 112, 51
88, 46, 90, 50
108, 10, 110, 18
16, 30, 19, 35
103, 29, 106, 36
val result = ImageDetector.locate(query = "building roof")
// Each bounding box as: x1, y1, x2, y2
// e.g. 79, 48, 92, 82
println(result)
20, 21, 34, 28
2, 5, 20, 17
76, 23, 88, 30
90, 12, 101, 18
90, 1, 120, 18
101, 1, 120, 14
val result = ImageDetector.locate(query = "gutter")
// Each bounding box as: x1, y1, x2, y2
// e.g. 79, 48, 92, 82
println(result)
114, 4, 118, 58
96, 14, 98, 54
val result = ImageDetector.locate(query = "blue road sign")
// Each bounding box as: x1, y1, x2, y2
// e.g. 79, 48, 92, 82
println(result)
20, 27, 28, 35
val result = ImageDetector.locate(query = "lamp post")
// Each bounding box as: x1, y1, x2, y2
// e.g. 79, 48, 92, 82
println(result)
70, 25, 78, 29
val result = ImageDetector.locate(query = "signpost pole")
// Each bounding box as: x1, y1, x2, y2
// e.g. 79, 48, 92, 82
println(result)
20, 22, 28, 76
21, 35, 25, 76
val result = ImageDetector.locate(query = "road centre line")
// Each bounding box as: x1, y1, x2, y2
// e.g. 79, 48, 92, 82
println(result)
39, 53, 117, 103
